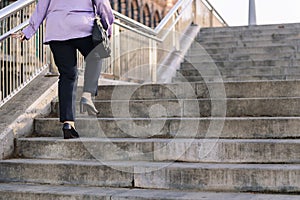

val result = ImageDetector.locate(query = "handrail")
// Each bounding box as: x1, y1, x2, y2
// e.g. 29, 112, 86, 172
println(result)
112, 10, 156, 36
154, 0, 188, 33
114, 0, 194, 42
0, 0, 184, 42
0, 0, 227, 42
113, 0, 195, 36
0, 0, 33, 20
0, 20, 29, 42
202, 0, 228, 26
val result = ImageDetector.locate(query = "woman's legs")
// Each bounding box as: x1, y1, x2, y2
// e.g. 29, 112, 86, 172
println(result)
74, 36, 103, 96
49, 41, 78, 123
49, 36, 102, 132
70, 36, 102, 115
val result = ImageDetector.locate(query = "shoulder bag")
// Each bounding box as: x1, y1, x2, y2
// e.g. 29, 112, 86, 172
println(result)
91, 0, 111, 58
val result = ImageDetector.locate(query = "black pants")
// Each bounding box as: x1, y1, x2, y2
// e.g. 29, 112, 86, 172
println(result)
49, 36, 99, 123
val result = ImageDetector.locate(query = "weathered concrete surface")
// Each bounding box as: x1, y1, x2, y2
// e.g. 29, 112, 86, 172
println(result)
0, 159, 299, 193
0, 159, 133, 187
2, 23, 300, 198
134, 162, 300, 193
199, 22, 300, 34
0, 69, 58, 159
34, 117, 300, 139
16, 137, 155, 161
175, 23, 300, 83
16, 137, 300, 163
93, 80, 300, 100
51, 97, 300, 118
0, 183, 298, 200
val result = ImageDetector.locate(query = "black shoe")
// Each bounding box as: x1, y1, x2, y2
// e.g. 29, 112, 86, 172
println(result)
80, 96, 99, 116
62, 123, 79, 139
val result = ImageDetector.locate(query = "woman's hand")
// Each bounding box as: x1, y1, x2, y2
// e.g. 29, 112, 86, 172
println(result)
11, 31, 26, 42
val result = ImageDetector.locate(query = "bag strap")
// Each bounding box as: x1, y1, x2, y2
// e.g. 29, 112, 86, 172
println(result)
91, 0, 97, 16
91, 0, 106, 30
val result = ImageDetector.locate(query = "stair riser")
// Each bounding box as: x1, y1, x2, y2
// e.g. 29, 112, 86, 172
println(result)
180, 60, 300, 68
92, 81, 300, 100
184, 53, 299, 62
0, 193, 103, 200
197, 34, 300, 43
199, 26, 300, 35
134, 164, 300, 193
0, 161, 133, 187
0, 183, 299, 200
16, 139, 154, 161
16, 139, 300, 163
201, 23, 300, 32
190, 44, 298, 54
196, 40, 300, 49
177, 66, 298, 77
0, 160, 299, 193
34, 118, 300, 139
172, 75, 300, 82
52, 98, 300, 118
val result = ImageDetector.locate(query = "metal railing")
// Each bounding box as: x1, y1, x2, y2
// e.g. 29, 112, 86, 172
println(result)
0, 0, 49, 107
105, 0, 227, 82
0, 0, 226, 107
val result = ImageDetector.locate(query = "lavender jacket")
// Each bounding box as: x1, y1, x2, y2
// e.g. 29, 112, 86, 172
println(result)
22, 0, 114, 43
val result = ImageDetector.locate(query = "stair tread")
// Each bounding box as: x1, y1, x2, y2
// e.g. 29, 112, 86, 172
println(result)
16, 137, 300, 163
18, 137, 300, 143
2, 158, 300, 167
0, 183, 298, 200
37, 116, 300, 120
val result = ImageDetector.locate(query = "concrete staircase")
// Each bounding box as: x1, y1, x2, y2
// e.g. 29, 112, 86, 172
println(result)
174, 23, 300, 82
0, 24, 300, 199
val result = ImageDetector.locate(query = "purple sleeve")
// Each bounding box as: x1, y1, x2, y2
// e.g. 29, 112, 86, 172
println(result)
22, 0, 50, 40
95, 0, 114, 36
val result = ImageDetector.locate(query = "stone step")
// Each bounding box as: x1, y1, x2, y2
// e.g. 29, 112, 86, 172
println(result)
199, 23, 300, 35
0, 159, 133, 187
193, 39, 300, 49
186, 47, 298, 57
196, 34, 300, 44
92, 80, 300, 100
172, 75, 300, 82
134, 162, 300, 193
16, 137, 300, 163
52, 97, 300, 118
191, 40, 298, 49
195, 30, 300, 42
195, 39, 300, 49
0, 183, 299, 200
177, 66, 300, 77
0, 159, 299, 193
34, 117, 300, 139
184, 53, 299, 62
180, 62, 300, 71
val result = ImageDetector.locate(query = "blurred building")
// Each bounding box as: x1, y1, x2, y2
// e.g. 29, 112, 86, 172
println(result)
110, 0, 178, 27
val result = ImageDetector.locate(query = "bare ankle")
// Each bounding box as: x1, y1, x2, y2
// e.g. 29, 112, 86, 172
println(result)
82, 92, 92, 99
63, 121, 75, 129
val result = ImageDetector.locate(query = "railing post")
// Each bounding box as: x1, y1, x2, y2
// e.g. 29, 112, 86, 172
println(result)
249, 0, 257, 25
112, 21, 121, 79
45, 47, 59, 77
149, 39, 157, 83
173, 14, 180, 51
210, 8, 214, 27
193, 0, 200, 25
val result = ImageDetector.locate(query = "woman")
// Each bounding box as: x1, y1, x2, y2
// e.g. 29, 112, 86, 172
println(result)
12, 0, 114, 139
